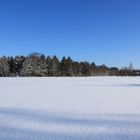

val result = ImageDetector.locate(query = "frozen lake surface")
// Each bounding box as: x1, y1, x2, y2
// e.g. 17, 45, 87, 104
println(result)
0, 77, 140, 140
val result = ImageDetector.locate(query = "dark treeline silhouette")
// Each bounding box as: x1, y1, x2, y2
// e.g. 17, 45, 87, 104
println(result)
0, 53, 139, 77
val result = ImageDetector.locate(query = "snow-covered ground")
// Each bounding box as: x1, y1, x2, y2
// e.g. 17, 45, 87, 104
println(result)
0, 77, 140, 140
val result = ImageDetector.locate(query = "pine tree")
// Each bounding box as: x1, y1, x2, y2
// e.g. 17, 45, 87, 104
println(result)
51, 56, 60, 76
20, 53, 48, 76
0, 56, 10, 76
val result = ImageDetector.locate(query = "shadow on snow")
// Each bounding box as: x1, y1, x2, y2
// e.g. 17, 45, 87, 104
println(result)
0, 108, 140, 140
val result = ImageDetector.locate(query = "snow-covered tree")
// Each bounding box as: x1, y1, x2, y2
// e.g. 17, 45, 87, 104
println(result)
0, 56, 10, 76
20, 53, 48, 76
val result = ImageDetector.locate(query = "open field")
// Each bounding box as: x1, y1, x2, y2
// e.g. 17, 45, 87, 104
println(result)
0, 77, 140, 140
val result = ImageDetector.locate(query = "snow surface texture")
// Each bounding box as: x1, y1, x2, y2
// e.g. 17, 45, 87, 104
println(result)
0, 77, 140, 140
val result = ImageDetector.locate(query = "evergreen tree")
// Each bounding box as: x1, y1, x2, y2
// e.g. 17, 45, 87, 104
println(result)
20, 53, 48, 76
0, 56, 10, 76
60, 56, 74, 76
46, 56, 52, 76
51, 56, 60, 76
80, 62, 91, 76
12, 56, 25, 76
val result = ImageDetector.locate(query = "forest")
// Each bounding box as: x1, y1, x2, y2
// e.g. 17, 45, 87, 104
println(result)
0, 53, 139, 77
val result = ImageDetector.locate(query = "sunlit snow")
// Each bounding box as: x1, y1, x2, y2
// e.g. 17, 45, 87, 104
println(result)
0, 77, 140, 140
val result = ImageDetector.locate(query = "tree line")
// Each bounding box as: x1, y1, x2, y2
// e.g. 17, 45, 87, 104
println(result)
0, 53, 139, 77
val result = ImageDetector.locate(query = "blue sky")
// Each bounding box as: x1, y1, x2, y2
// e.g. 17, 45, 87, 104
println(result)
0, 0, 140, 68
